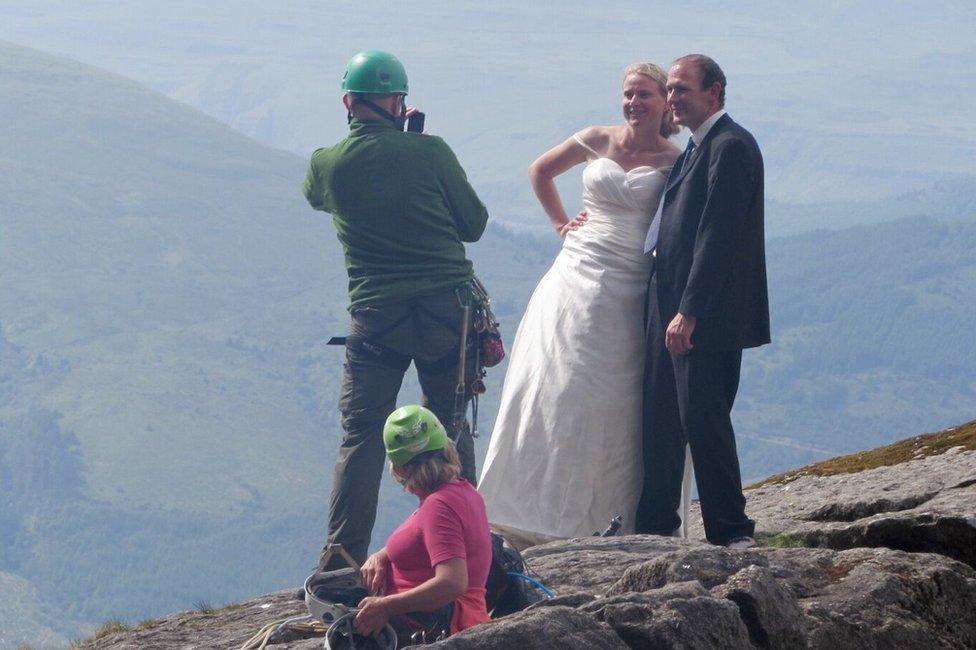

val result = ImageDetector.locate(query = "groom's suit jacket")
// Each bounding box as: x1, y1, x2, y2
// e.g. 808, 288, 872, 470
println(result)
653, 113, 770, 350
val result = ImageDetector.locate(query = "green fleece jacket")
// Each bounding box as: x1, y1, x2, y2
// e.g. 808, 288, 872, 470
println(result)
303, 118, 489, 310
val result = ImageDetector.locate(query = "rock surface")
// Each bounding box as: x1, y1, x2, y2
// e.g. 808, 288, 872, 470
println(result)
433, 606, 629, 649
580, 581, 753, 649
686, 446, 976, 567
84, 539, 972, 649
519, 535, 689, 594
72, 589, 325, 650
77, 429, 976, 649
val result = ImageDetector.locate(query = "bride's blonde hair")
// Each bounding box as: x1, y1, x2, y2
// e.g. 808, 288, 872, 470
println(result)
623, 62, 679, 137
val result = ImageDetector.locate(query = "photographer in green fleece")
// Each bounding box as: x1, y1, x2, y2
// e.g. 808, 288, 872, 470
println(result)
302, 50, 489, 571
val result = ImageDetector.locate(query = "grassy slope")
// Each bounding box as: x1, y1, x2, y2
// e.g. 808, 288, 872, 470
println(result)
751, 418, 976, 488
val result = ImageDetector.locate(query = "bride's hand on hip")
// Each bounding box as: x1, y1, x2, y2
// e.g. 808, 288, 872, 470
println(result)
558, 210, 588, 237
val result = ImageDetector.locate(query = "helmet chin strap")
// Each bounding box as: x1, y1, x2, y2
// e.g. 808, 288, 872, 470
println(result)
348, 96, 406, 130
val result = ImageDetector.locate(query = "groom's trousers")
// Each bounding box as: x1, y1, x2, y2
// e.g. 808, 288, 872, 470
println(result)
636, 281, 755, 545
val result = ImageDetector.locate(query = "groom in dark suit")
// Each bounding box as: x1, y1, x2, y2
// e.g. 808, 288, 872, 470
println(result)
636, 54, 770, 547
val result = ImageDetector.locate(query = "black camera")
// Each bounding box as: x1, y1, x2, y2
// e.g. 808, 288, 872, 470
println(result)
406, 111, 426, 133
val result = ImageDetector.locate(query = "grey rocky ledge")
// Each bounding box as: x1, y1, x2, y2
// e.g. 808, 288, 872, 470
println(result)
687, 446, 976, 567
81, 539, 976, 649
434, 540, 976, 649
80, 437, 976, 649
430, 439, 976, 648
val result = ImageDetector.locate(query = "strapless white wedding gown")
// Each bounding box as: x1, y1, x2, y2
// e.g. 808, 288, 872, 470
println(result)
479, 144, 691, 539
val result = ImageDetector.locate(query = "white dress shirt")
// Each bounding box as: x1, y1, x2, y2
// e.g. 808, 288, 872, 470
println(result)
691, 109, 727, 147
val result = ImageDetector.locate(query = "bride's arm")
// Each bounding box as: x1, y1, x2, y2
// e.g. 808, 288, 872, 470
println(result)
528, 132, 592, 236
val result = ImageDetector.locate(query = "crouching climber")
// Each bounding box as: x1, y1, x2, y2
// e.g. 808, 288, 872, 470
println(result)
354, 406, 492, 643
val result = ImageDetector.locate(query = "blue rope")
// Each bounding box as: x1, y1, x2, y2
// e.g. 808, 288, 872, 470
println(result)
507, 572, 556, 598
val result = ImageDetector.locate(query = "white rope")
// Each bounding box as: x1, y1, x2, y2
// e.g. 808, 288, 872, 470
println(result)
239, 614, 327, 650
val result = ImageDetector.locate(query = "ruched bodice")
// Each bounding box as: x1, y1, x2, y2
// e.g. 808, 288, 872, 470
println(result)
562, 158, 668, 271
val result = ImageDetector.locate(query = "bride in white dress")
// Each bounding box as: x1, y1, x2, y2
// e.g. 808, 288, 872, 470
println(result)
478, 63, 692, 541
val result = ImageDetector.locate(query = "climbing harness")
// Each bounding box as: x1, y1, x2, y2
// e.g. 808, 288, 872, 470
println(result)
451, 277, 504, 439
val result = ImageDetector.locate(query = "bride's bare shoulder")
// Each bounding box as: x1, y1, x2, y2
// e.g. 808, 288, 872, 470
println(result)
574, 125, 614, 150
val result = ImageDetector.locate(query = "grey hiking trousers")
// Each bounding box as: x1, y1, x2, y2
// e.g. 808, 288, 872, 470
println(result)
320, 287, 477, 569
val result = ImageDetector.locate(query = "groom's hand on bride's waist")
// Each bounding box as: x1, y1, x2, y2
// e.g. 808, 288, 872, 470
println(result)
666, 313, 696, 355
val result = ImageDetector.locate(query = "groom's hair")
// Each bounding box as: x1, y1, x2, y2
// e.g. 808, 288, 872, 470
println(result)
674, 54, 727, 109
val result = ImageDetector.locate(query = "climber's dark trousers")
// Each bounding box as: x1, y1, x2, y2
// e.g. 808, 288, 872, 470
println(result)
319, 288, 477, 569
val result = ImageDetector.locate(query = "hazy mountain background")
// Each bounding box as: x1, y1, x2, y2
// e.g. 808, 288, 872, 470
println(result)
0, 1, 975, 646
2, 1, 975, 228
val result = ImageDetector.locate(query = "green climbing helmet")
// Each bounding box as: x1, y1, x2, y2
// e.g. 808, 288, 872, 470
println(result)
383, 405, 448, 467
341, 50, 408, 95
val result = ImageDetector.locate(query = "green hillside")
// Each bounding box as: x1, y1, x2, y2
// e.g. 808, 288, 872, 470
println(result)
1, 40, 332, 511
733, 215, 976, 479
766, 177, 976, 238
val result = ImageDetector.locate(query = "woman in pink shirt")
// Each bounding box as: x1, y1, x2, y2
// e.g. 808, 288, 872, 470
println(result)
354, 405, 492, 641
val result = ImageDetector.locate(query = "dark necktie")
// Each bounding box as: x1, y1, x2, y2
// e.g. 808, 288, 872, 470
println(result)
643, 137, 697, 254
678, 137, 696, 176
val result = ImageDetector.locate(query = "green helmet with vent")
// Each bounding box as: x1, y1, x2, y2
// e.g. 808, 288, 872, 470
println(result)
341, 50, 408, 95
383, 405, 448, 467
